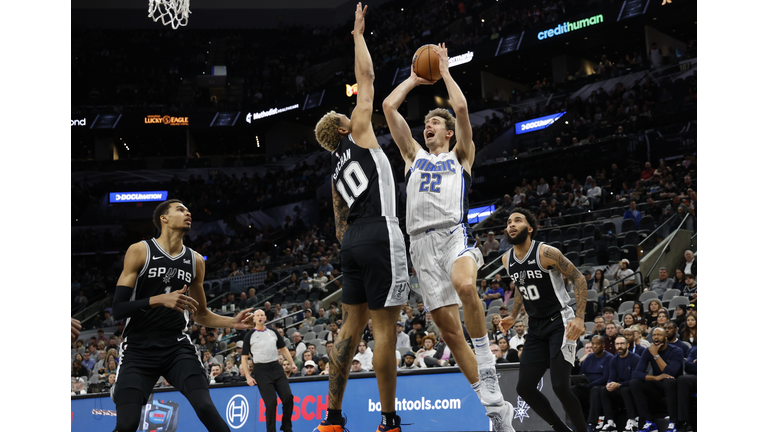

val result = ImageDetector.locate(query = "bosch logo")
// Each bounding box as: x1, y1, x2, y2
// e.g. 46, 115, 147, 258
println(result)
227, 394, 249, 429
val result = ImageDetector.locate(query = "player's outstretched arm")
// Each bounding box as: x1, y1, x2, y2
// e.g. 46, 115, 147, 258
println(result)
112, 242, 199, 320
499, 251, 522, 333
332, 182, 350, 244
382, 70, 432, 168
189, 252, 255, 330
540, 245, 587, 340
349, 3, 377, 145
432, 43, 474, 170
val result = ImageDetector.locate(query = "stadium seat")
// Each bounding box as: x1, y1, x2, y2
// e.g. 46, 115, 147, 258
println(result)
582, 224, 597, 239
565, 226, 581, 241
601, 221, 617, 235
299, 326, 310, 335
662, 289, 681, 308
549, 241, 563, 252
607, 246, 622, 264
581, 249, 597, 266
487, 306, 500, 316
581, 237, 594, 252
566, 239, 581, 254
584, 322, 595, 333
489, 299, 504, 309
667, 296, 691, 313
618, 300, 635, 315
621, 231, 640, 248
565, 251, 581, 266
313, 324, 325, 334
548, 229, 563, 243
639, 291, 659, 303
620, 219, 636, 233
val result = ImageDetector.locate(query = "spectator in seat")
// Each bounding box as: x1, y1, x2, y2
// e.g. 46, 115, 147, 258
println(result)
622, 313, 636, 330
488, 313, 505, 343
603, 322, 619, 355
592, 269, 610, 310
508, 320, 527, 349
72, 359, 89, 379
682, 274, 697, 301
602, 307, 620, 327
482, 280, 504, 307
664, 322, 689, 357
571, 335, 614, 430
400, 352, 419, 370
643, 299, 663, 326
679, 250, 696, 277
490, 343, 509, 364
356, 340, 373, 371
672, 269, 686, 292
482, 231, 500, 256
622, 200, 642, 230
578, 341, 593, 365
647, 268, 674, 299
496, 337, 518, 362
679, 312, 697, 347
622, 328, 645, 356
318, 256, 333, 275
630, 324, 651, 349
640, 162, 655, 180
614, 259, 637, 291
590, 316, 607, 338
629, 327, 685, 432
414, 335, 437, 368
598, 336, 642, 432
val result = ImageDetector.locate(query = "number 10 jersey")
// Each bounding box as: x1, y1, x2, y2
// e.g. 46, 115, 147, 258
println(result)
331, 135, 398, 224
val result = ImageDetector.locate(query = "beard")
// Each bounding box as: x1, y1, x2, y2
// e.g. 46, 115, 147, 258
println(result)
506, 228, 530, 245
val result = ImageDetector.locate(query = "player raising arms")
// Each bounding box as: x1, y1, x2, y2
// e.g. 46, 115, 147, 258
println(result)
382, 44, 515, 432
499, 209, 588, 432
313, 3, 410, 432
109, 199, 255, 432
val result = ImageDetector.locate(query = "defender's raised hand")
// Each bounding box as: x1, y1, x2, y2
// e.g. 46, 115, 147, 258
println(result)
351, 2, 368, 35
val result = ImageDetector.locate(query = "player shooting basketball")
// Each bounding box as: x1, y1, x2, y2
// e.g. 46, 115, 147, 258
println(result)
382, 44, 516, 432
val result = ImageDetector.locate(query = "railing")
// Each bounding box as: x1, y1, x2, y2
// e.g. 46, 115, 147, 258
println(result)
605, 270, 645, 304
643, 213, 693, 286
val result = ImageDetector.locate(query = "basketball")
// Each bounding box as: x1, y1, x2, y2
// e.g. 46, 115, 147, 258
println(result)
412, 44, 442, 82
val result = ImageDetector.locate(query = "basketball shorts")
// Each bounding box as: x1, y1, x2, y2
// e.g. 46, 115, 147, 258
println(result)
520, 307, 578, 367
340, 216, 410, 309
409, 223, 484, 311
113, 331, 209, 404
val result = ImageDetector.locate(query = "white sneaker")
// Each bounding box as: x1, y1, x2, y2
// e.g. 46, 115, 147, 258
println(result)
478, 364, 504, 406
486, 401, 516, 432
624, 419, 638, 432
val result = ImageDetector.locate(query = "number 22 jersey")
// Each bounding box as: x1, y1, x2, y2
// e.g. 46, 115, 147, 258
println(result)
405, 149, 471, 235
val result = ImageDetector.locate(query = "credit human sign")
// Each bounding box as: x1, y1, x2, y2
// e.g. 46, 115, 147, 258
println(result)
537, 14, 604, 40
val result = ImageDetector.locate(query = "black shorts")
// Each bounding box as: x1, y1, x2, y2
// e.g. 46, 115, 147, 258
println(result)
520, 308, 578, 368
340, 216, 410, 309
113, 332, 208, 404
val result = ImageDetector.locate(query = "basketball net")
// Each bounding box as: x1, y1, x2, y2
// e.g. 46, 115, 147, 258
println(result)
148, 0, 191, 29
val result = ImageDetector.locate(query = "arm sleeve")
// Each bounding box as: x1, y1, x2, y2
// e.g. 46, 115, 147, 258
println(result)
111, 285, 151, 320
241, 331, 253, 357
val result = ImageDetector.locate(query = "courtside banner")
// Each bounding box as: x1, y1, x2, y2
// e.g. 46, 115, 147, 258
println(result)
72, 368, 491, 431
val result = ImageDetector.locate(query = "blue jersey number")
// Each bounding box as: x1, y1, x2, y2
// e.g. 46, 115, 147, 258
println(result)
418, 173, 442, 193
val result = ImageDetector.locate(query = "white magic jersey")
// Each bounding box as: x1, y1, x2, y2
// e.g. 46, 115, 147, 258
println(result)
405, 149, 471, 235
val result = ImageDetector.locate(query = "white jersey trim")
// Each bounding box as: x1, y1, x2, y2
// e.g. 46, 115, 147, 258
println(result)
151, 238, 187, 261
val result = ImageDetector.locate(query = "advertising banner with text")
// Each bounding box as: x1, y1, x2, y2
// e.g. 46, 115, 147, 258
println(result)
72, 366, 561, 432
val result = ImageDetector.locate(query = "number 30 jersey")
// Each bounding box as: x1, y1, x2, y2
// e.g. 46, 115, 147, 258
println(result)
331, 135, 398, 224
405, 149, 471, 235
504, 240, 570, 319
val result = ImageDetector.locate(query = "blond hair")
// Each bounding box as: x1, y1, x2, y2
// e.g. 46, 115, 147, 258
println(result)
424, 108, 457, 147
315, 111, 342, 151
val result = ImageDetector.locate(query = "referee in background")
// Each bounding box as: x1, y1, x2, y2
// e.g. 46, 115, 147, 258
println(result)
241, 309, 298, 432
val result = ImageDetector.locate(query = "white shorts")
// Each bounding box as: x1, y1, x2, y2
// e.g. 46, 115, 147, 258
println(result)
409, 223, 484, 311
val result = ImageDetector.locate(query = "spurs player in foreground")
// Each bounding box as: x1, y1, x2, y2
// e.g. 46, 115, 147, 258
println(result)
499, 209, 588, 432
313, 4, 410, 432
383, 44, 515, 431
110, 199, 255, 432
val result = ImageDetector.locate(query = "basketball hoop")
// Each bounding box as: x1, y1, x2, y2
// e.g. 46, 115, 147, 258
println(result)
148, 0, 191, 29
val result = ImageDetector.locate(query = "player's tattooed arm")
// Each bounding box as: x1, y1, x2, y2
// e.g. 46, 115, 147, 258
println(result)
332, 182, 350, 245
542, 245, 587, 319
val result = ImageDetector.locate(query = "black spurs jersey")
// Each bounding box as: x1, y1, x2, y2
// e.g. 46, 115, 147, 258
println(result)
505, 240, 570, 319
123, 238, 197, 337
331, 135, 398, 224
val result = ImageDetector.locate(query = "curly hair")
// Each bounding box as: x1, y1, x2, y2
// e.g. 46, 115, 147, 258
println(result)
315, 111, 342, 151
424, 108, 457, 147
